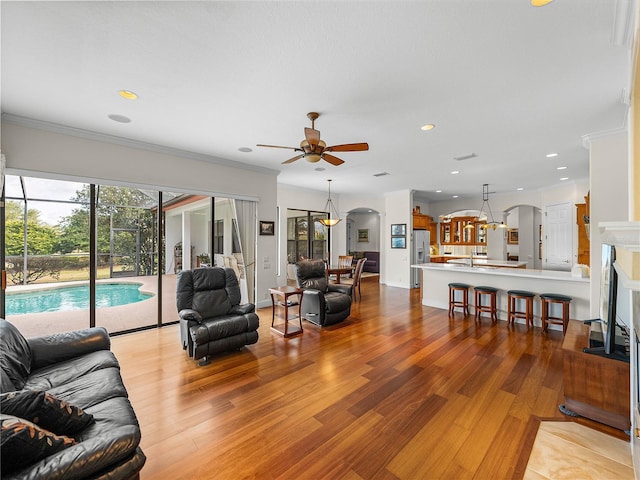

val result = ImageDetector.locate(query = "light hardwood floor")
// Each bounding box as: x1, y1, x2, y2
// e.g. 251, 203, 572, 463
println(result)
110, 277, 631, 479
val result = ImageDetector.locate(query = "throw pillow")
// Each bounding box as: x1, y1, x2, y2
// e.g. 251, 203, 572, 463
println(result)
1, 390, 94, 435
0, 414, 76, 475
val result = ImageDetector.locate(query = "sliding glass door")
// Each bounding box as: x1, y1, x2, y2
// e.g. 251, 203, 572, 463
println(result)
2, 175, 258, 335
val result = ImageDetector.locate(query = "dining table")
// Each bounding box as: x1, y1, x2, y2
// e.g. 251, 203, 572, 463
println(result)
326, 264, 353, 284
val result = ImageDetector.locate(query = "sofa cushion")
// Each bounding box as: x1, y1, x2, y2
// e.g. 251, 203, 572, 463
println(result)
0, 414, 77, 475
44, 367, 129, 411
0, 319, 32, 390
25, 350, 120, 392
1, 390, 94, 435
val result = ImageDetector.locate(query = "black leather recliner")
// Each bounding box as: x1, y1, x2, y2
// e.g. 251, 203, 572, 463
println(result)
295, 260, 352, 326
177, 267, 259, 366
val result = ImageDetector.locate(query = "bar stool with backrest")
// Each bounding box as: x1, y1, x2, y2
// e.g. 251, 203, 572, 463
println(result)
541, 293, 572, 334
507, 290, 536, 327
448, 282, 470, 316
474, 286, 498, 324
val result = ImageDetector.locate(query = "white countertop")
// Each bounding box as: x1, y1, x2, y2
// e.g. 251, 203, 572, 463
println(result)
446, 258, 527, 268
412, 262, 589, 283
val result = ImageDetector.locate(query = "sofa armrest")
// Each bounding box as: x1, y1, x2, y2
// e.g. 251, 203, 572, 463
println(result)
179, 309, 203, 323
28, 327, 111, 370
229, 303, 255, 315
328, 283, 353, 296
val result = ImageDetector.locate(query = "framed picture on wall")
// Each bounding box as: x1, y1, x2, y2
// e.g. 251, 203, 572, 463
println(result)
507, 228, 519, 244
391, 236, 406, 249
391, 224, 406, 236
357, 229, 369, 242
259, 221, 275, 236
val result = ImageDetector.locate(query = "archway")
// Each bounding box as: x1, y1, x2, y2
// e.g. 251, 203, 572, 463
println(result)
504, 204, 542, 269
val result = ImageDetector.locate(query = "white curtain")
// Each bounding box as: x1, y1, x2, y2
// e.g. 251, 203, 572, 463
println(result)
233, 199, 257, 304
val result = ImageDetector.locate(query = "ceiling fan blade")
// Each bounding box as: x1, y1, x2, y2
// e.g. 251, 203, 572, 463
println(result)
323, 153, 345, 166
256, 144, 300, 151
326, 142, 369, 152
282, 154, 304, 164
305, 127, 321, 148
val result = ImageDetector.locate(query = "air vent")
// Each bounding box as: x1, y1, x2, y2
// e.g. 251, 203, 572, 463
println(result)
454, 153, 477, 161
373, 172, 389, 177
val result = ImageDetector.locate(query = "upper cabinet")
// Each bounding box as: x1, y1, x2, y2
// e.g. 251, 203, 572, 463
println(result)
440, 216, 486, 245
412, 211, 437, 245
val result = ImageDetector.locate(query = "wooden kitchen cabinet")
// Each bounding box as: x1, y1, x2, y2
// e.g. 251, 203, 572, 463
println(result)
413, 213, 437, 245
440, 217, 485, 246
576, 193, 590, 266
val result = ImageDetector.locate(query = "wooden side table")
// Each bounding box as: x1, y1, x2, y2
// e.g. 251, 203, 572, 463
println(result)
269, 286, 304, 337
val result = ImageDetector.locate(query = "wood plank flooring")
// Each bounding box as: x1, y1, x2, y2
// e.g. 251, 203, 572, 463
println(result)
110, 277, 631, 479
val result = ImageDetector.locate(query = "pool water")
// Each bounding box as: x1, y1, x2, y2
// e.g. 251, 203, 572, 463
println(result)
6, 283, 154, 316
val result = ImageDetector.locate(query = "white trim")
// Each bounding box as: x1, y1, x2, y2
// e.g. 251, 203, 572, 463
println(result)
599, 221, 640, 251
615, 262, 640, 291
5, 167, 261, 202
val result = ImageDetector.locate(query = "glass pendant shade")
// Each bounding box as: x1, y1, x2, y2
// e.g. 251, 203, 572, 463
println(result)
319, 179, 341, 227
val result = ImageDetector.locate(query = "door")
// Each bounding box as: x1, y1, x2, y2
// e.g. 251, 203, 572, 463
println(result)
544, 202, 573, 271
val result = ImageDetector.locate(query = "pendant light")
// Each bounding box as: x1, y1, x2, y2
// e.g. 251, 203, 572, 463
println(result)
477, 183, 507, 230
318, 179, 341, 227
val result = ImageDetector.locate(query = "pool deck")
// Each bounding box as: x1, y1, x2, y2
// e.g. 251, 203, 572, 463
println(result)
5, 275, 178, 338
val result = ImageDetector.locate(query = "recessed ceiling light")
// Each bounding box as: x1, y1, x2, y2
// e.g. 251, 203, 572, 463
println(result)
435, 190, 442, 193
315, 167, 325, 171
560, 177, 569, 181
546, 152, 558, 158
451, 170, 459, 175
108, 114, 131, 123
118, 90, 138, 100
421, 124, 435, 131
557, 166, 567, 170
238, 147, 252, 153
531, 0, 553, 6
452, 195, 459, 198
368, 210, 373, 213
517, 187, 524, 191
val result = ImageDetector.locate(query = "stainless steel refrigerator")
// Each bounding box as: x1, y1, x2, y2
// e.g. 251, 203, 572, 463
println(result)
411, 230, 430, 288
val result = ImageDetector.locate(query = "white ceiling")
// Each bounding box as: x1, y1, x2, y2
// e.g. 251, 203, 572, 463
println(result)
1, 1, 634, 201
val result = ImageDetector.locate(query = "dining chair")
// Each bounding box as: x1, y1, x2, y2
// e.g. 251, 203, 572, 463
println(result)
351, 257, 367, 301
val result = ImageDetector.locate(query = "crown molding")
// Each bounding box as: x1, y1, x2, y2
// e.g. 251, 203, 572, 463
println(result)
1, 113, 281, 177
581, 125, 629, 149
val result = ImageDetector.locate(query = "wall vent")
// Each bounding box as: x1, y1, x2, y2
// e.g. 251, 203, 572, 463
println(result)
373, 172, 389, 177
454, 153, 477, 161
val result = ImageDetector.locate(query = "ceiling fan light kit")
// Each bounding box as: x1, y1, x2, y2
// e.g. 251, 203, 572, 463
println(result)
257, 112, 368, 167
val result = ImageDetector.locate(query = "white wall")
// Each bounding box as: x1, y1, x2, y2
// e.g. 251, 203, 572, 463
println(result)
384, 190, 412, 288
589, 131, 629, 317
347, 212, 380, 252
2, 120, 279, 308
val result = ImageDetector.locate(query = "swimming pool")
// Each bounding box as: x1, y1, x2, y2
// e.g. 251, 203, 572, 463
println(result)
6, 283, 154, 316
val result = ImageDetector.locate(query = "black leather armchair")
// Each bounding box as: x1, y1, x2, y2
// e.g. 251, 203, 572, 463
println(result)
177, 267, 259, 366
295, 260, 352, 326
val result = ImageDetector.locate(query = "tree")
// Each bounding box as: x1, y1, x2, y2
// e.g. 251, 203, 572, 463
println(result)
58, 186, 158, 275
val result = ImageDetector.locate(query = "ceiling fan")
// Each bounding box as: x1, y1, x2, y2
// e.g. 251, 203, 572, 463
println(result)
257, 112, 369, 166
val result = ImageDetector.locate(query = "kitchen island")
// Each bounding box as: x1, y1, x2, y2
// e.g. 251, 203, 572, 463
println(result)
412, 263, 590, 328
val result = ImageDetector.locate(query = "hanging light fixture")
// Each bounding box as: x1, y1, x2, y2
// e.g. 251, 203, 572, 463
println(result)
318, 179, 341, 227
477, 183, 507, 231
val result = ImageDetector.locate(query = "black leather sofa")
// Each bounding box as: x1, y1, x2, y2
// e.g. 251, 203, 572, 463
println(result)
295, 260, 352, 326
0, 318, 145, 479
177, 267, 259, 366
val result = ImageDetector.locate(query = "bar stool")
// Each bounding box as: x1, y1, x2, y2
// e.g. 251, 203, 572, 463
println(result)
507, 290, 536, 327
541, 294, 572, 334
448, 282, 470, 316
474, 286, 498, 323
